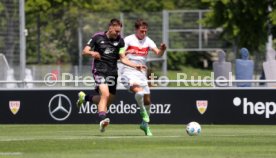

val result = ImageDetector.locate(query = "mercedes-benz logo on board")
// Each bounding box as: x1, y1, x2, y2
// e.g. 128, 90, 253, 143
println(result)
48, 94, 72, 121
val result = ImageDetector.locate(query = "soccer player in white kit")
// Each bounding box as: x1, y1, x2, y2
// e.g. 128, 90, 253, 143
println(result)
120, 19, 166, 136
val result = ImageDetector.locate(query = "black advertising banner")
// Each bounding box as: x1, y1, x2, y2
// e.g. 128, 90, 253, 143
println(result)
1, 89, 276, 124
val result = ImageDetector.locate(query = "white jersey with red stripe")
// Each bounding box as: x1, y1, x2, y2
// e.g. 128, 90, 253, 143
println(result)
121, 34, 157, 74
118, 34, 157, 93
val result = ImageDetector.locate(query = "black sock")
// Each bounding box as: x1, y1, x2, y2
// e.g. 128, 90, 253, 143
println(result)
98, 111, 106, 122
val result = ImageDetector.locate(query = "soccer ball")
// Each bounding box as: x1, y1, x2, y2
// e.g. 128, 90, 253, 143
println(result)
186, 121, 201, 136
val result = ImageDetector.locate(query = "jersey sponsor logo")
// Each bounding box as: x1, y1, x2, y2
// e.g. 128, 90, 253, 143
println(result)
126, 46, 149, 56
9, 101, 20, 115
104, 48, 115, 54
113, 42, 119, 46
196, 100, 208, 114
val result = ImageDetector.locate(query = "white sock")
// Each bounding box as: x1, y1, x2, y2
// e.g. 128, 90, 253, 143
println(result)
135, 91, 146, 112
145, 105, 150, 117
144, 105, 151, 125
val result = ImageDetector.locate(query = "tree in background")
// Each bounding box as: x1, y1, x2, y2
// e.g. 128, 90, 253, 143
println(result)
0, 0, 19, 66
202, 0, 276, 53
25, 0, 122, 64
25, 0, 209, 69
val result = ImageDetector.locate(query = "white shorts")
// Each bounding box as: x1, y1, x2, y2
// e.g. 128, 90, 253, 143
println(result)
120, 71, 150, 94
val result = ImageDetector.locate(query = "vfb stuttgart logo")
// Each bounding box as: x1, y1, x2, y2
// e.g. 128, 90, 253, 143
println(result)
196, 100, 208, 115
9, 101, 20, 115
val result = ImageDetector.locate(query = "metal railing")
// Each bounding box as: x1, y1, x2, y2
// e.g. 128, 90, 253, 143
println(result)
0, 79, 274, 89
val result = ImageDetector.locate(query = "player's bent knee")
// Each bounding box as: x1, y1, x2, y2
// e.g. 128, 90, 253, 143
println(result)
135, 91, 144, 100
130, 85, 143, 93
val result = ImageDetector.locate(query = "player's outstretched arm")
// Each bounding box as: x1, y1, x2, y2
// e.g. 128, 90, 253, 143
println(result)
119, 52, 146, 71
152, 43, 167, 57
82, 46, 101, 60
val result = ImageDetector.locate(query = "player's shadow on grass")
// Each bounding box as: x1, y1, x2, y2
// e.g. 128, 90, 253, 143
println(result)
91, 134, 145, 137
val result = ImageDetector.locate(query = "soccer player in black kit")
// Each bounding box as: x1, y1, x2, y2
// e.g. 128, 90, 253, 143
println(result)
77, 19, 144, 132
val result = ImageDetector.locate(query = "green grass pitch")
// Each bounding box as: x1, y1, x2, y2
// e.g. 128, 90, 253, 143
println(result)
0, 124, 276, 158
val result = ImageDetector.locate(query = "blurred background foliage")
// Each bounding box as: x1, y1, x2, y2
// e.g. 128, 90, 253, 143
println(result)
23, 0, 276, 71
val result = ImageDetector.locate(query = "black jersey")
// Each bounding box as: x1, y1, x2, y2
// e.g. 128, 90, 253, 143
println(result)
86, 32, 124, 76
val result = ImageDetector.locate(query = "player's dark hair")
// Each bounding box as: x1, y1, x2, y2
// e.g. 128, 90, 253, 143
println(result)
134, 19, 148, 29
108, 18, 122, 27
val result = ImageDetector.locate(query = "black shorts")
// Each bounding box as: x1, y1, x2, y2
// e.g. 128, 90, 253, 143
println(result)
92, 72, 118, 95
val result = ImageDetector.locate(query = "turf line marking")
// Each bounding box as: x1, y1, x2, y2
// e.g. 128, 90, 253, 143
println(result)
1, 134, 273, 142
0, 152, 22, 156
0, 135, 183, 142
99, 135, 183, 139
